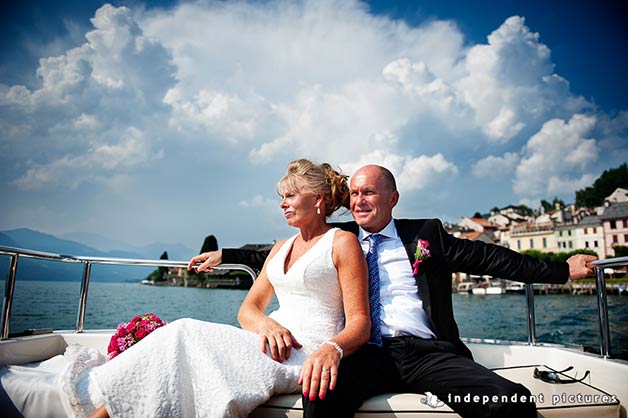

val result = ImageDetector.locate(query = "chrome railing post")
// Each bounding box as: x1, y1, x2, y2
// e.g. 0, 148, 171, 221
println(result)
525, 283, 536, 345
76, 261, 92, 333
1, 254, 19, 340
594, 266, 610, 358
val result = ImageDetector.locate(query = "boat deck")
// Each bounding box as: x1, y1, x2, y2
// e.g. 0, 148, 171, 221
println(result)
1, 332, 625, 418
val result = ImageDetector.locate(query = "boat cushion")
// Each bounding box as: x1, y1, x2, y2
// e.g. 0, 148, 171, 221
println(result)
251, 365, 620, 418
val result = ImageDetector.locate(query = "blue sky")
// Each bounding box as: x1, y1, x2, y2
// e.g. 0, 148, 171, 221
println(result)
1, 0, 627, 254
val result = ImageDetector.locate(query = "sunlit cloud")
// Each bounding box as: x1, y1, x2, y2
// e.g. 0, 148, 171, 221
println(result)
1, 0, 626, 247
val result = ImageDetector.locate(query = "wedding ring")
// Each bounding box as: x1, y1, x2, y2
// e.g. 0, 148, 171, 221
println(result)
322, 368, 329, 372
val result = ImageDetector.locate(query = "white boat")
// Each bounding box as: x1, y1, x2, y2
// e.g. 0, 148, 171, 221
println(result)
506, 281, 527, 294
455, 281, 475, 294
471, 278, 506, 295
1, 246, 627, 418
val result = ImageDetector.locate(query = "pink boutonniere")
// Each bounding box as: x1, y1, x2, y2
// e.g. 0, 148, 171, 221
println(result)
412, 239, 431, 275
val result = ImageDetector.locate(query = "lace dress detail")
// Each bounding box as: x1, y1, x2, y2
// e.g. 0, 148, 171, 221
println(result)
59, 228, 343, 418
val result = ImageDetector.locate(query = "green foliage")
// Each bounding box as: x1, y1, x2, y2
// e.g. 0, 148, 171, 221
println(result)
521, 249, 597, 263
473, 212, 483, 218
576, 163, 628, 207
613, 245, 628, 257
146, 268, 167, 282
516, 204, 534, 216
540, 196, 565, 212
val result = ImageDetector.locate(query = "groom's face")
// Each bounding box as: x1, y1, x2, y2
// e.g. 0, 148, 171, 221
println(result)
349, 166, 398, 233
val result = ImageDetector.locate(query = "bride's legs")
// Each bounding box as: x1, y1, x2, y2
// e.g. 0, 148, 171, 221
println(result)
88, 406, 109, 418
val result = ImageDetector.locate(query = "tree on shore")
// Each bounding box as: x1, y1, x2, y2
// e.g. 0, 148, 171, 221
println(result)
613, 245, 628, 257
200, 235, 218, 253
540, 197, 565, 212
144, 250, 169, 282
576, 163, 628, 207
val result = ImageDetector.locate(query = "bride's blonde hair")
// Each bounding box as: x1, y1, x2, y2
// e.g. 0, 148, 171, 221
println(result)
277, 159, 349, 216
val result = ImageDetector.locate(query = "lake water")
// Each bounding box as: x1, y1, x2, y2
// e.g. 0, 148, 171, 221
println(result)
3, 280, 628, 360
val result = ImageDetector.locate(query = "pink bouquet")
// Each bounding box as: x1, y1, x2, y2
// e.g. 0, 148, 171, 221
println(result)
107, 313, 168, 360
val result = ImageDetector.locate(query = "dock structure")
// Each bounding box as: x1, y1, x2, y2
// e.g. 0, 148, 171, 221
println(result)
533, 281, 628, 295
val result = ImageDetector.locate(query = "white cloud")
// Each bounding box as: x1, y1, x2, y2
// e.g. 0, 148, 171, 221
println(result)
547, 174, 596, 196
73, 113, 98, 129
1, 1, 626, 248
341, 149, 458, 193
12, 126, 162, 190
382, 58, 470, 121
514, 114, 598, 198
2, 4, 175, 190
239, 195, 278, 207
473, 152, 519, 178
456, 16, 590, 142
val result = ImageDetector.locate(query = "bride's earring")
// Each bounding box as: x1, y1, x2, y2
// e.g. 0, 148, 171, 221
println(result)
316, 203, 321, 215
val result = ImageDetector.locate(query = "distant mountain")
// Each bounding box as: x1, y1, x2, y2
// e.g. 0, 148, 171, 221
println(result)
0, 228, 194, 282
59, 231, 196, 261
59, 231, 142, 255
2, 228, 106, 256
0, 232, 19, 248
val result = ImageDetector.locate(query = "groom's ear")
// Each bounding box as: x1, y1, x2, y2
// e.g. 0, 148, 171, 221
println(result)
390, 190, 399, 207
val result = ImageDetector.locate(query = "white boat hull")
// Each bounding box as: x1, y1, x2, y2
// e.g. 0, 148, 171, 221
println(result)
1, 331, 626, 418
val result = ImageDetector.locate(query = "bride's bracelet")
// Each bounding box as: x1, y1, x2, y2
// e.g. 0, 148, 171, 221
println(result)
324, 340, 344, 360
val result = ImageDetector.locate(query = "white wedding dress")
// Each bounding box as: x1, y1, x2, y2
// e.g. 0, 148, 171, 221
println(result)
59, 228, 344, 418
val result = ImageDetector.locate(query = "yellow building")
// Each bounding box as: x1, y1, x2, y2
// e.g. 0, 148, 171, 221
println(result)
508, 222, 557, 253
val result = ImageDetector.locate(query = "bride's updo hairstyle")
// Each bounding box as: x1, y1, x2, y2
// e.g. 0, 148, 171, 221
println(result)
277, 159, 349, 216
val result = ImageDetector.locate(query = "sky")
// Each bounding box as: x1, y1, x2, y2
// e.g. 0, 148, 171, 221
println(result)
1, 0, 627, 253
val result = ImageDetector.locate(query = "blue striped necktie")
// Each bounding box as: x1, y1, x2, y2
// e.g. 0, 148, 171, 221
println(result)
366, 234, 385, 346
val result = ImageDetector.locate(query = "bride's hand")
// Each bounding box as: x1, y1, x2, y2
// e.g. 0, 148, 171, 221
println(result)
298, 343, 341, 402
259, 320, 302, 363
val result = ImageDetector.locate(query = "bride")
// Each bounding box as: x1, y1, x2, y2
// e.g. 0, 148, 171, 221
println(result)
64, 159, 370, 418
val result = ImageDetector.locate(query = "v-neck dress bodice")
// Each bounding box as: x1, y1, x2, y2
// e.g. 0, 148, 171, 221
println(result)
266, 227, 344, 356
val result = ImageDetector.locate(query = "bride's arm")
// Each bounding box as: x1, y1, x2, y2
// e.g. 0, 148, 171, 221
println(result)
237, 240, 302, 363
298, 230, 370, 402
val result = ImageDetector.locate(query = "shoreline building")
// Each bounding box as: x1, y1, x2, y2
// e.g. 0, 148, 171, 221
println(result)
600, 202, 628, 257
555, 224, 576, 252
508, 222, 557, 253
574, 215, 606, 259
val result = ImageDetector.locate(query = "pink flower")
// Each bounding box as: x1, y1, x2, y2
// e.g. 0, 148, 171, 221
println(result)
412, 238, 431, 275
107, 313, 167, 361
135, 328, 147, 339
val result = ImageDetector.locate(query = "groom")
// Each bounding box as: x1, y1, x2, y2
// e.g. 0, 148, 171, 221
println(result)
192, 164, 596, 417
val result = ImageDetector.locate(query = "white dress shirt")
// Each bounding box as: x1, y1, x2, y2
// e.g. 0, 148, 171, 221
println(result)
359, 220, 436, 340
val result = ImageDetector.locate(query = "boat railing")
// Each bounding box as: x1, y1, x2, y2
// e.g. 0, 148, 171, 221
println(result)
1, 245, 626, 358
0, 245, 257, 340
523, 256, 628, 359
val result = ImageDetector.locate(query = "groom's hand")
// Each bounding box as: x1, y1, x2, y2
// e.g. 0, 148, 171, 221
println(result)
187, 250, 222, 272
567, 254, 597, 279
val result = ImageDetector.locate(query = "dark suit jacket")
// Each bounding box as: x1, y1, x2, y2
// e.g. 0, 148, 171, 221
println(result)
222, 218, 569, 351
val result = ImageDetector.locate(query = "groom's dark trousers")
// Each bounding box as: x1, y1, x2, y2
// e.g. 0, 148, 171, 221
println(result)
302, 339, 536, 418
